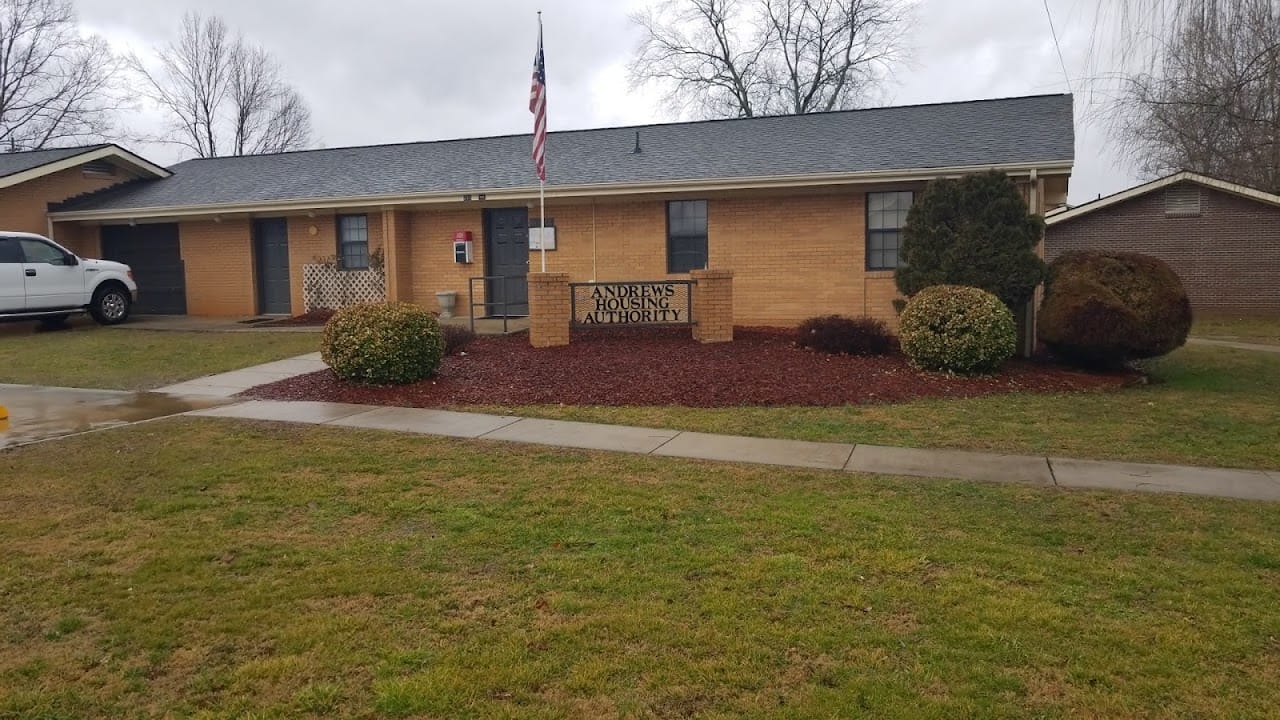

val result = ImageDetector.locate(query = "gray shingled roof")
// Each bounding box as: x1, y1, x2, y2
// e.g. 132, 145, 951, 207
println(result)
0, 144, 109, 180
58, 95, 1073, 213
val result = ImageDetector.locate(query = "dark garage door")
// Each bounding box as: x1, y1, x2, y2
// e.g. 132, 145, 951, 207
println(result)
100, 223, 186, 314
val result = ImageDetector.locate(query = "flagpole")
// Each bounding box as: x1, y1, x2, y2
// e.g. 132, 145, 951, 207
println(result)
537, 10, 546, 273
539, 179, 546, 272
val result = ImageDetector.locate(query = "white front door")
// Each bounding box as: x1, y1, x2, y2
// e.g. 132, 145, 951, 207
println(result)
18, 237, 83, 310
0, 237, 25, 312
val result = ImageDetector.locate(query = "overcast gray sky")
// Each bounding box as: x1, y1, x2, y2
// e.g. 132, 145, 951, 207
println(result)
78, 0, 1133, 205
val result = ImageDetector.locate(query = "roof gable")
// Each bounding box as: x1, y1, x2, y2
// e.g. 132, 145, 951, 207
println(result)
0, 144, 170, 191
1047, 171, 1280, 226
54, 94, 1075, 217
0, 145, 108, 178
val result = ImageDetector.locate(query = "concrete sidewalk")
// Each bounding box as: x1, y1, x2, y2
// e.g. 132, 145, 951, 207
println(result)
1188, 337, 1280, 354
188, 399, 1280, 502
114, 316, 322, 333
157, 353, 328, 398
162, 352, 1280, 502
1, 383, 221, 449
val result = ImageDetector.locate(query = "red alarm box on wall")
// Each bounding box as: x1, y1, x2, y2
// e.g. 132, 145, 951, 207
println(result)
453, 230, 473, 263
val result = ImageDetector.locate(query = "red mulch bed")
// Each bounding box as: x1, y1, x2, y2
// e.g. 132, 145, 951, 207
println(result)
267, 309, 335, 327
244, 327, 1137, 408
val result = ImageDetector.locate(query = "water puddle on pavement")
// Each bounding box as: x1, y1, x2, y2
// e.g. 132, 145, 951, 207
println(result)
0, 386, 225, 449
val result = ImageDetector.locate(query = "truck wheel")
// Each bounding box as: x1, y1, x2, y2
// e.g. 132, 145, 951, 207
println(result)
90, 285, 131, 325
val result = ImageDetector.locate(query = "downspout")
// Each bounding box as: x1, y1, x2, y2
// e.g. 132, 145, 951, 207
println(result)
591, 198, 597, 283
862, 193, 869, 315
862, 265, 868, 316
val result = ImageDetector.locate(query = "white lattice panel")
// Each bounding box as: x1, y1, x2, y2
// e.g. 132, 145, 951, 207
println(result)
302, 265, 387, 312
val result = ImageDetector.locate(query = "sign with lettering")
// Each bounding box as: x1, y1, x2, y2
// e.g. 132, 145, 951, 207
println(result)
570, 281, 694, 326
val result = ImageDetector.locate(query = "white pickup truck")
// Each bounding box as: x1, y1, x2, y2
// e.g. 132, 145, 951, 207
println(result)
0, 232, 136, 328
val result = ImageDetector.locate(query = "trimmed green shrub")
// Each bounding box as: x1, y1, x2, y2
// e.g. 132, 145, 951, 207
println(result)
1038, 251, 1192, 368
441, 324, 477, 355
896, 171, 1047, 309
796, 315, 896, 356
899, 285, 1016, 374
321, 302, 445, 384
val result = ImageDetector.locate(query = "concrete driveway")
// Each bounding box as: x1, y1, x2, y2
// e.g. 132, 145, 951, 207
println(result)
0, 384, 222, 450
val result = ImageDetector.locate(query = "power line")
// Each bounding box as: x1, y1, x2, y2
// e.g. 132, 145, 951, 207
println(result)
1044, 0, 1074, 93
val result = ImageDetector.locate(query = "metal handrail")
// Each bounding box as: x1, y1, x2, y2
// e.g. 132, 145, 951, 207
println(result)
467, 275, 518, 334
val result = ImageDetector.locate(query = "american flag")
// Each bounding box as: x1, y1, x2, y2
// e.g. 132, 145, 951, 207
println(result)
529, 18, 547, 182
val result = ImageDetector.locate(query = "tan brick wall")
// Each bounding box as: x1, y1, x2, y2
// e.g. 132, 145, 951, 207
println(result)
1046, 182, 1280, 316
54, 223, 101, 258
690, 269, 734, 342
2, 165, 136, 239
408, 207, 486, 310
59, 211, 389, 318
43, 177, 1054, 322
402, 189, 918, 328
537, 200, 670, 281
528, 272, 570, 347
287, 215, 334, 315
711, 189, 911, 327
383, 210, 414, 302
179, 218, 257, 316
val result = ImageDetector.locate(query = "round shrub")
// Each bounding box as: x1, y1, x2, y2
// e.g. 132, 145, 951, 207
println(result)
1038, 251, 1191, 369
796, 315, 895, 356
321, 302, 445, 384
899, 285, 1016, 374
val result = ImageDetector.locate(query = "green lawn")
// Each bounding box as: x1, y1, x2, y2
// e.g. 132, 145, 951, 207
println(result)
0, 327, 319, 390
2, 419, 1279, 718
464, 345, 1280, 470
1191, 315, 1280, 345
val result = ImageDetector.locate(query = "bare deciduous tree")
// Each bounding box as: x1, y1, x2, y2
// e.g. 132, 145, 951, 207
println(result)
1099, 0, 1280, 192
630, 0, 911, 119
131, 12, 313, 157
0, 0, 123, 150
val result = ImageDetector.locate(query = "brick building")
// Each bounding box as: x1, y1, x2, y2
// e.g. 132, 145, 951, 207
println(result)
45, 94, 1074, 327
1045, 172, 1280, 317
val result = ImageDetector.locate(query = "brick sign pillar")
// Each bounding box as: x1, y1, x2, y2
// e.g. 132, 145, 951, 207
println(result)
528, 272, 571, 348
690, 269, 734, 343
